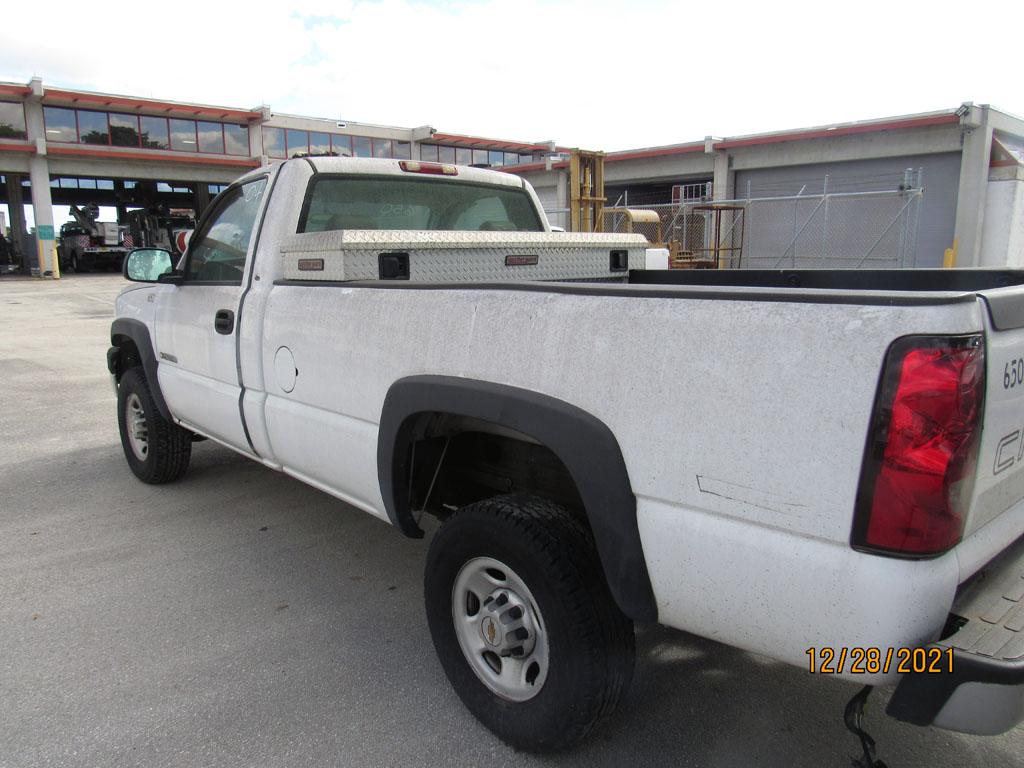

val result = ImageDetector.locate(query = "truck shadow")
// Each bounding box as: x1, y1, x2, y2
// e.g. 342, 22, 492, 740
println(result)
183, 445, 1024, 768
4, 441, 1020, 768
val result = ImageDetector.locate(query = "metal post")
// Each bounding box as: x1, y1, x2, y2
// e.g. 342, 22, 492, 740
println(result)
569, 152, 580, 232
746, 180, 752, 268
899, 168, 913, 266
822, 174, 829, 263
193, 182, 210, 218
792, 184, 805, 267
714, 208, 722, 268
911, 168, 924, 268
113, 179, 128, 225
738, 205, 746, 269
776, 190, 824, 268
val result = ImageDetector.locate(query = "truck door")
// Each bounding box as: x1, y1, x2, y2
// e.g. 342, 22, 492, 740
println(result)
153, 177, 268, 451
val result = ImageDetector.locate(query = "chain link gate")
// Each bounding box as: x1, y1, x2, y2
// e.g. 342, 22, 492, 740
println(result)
548, 169, 924, 269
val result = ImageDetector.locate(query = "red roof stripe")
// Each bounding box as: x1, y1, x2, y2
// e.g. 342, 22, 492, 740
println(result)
0, 84, 32, 98
491, 113, 960, 172
713, 114, 959, 150
42, 89, 262, 122
607, 143, 705, 162
430, 132, 568, 153
0, 141, 35, 154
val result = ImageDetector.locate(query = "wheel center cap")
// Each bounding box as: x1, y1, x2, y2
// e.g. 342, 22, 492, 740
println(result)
480, 616, 502, 647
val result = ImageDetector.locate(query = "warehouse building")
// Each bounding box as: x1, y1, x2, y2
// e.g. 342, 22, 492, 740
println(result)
0, 77, 557, 274
1, 77, 1022, 273
511, 106, 1024, 270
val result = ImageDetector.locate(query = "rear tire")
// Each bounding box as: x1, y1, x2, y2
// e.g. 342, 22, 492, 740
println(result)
117, 366, 191, 484
425, 494, 635, 753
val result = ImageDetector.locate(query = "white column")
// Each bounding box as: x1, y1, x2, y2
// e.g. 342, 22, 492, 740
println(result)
556, 169, 568, 210
23, 79, 56, 277
953, 105, 993, 267
712, 150, 732, 202
250, 107, 269, 166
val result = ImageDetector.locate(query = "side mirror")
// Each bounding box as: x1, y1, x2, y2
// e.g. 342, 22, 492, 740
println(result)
124, 248, 174, 283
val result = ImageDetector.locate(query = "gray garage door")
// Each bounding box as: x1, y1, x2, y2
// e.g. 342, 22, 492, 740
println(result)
733, 153, 960, 268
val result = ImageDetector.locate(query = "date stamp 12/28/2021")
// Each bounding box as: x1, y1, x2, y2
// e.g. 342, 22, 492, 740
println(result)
805, 646, 954, 675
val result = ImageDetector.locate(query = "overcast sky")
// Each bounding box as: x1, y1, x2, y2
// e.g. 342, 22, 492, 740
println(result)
0, 0, 1021, 152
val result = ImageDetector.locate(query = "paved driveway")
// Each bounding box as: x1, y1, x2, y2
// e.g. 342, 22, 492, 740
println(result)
0, 274, 1019, 767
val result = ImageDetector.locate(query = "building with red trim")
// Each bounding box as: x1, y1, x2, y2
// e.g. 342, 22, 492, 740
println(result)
505, 106, 1024, 269
2, 77, 1023, 272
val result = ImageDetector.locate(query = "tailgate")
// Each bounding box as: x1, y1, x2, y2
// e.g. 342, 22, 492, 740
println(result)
278, 230, 649, 283
964, 285, 1024, 544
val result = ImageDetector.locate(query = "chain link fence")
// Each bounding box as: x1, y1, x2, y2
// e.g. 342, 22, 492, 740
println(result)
547, 170, 924, 268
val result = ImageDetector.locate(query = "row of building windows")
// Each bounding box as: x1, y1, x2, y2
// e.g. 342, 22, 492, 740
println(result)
42, 107, 251, 156
261, 129, 537, 167
47, 176, 229, 195
262, 126, 413, 160
2, 102, 542, 169
419, 144, 537, 167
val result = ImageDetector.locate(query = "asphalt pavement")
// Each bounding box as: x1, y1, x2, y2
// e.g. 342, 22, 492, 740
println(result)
0, 273, 1020, 767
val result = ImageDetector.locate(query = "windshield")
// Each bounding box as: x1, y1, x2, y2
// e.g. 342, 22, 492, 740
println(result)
298, 175, 544, 233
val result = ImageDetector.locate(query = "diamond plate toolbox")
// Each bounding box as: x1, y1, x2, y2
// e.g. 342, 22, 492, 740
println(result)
279, 230, 649, 282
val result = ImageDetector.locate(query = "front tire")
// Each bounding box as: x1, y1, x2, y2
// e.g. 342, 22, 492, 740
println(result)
117, 367, 191, 484
425, 495, 635, 753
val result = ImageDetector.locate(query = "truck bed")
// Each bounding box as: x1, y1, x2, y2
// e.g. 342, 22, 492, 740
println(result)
278, 267, 1024, 317
632, 269, 1024, 328
632, 268, 1024, 292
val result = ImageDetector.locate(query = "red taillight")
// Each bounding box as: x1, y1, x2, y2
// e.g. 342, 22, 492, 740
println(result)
398, 160, 458, 176
853, 335, 985, 557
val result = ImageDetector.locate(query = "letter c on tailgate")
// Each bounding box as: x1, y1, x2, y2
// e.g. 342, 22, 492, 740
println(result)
377, 375, 657, 623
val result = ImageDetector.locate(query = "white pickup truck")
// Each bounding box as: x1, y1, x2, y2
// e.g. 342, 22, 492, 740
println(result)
108, 156, 1024, 755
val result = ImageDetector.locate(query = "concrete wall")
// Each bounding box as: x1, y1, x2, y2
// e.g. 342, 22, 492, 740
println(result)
981, 178, 1024, 267
531, 183, 559, 209
733, 153, 961, 268
604, 152, 713, 185
529, 181, 562, 228
45, 156, 242, 185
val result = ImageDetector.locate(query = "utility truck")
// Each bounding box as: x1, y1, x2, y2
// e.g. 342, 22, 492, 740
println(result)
124, 206, 195, 258
59, 203, 127, 272
108, 157, 1024, 755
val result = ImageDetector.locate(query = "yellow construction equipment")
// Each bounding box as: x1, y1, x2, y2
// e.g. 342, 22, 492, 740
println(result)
568, 150, 605, 233
602, 207, 663, 243
567, 149, 732, 269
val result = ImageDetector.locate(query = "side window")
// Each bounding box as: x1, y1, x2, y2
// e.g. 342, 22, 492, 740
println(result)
186, 178, 267, 283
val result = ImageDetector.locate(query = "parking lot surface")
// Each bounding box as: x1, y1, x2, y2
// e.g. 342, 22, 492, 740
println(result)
1, 273, 1021, 768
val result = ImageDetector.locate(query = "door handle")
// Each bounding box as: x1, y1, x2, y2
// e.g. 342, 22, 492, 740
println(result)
214, 309, 235, 335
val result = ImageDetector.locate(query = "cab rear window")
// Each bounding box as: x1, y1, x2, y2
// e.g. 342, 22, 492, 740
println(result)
298, 175, 543, 233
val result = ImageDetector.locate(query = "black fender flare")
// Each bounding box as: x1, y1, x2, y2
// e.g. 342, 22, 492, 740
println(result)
377, 375, 657, 623
109, 318, 172, 421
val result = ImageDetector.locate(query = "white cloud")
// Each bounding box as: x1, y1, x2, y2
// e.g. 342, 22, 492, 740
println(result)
1, 0, 1020, 151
